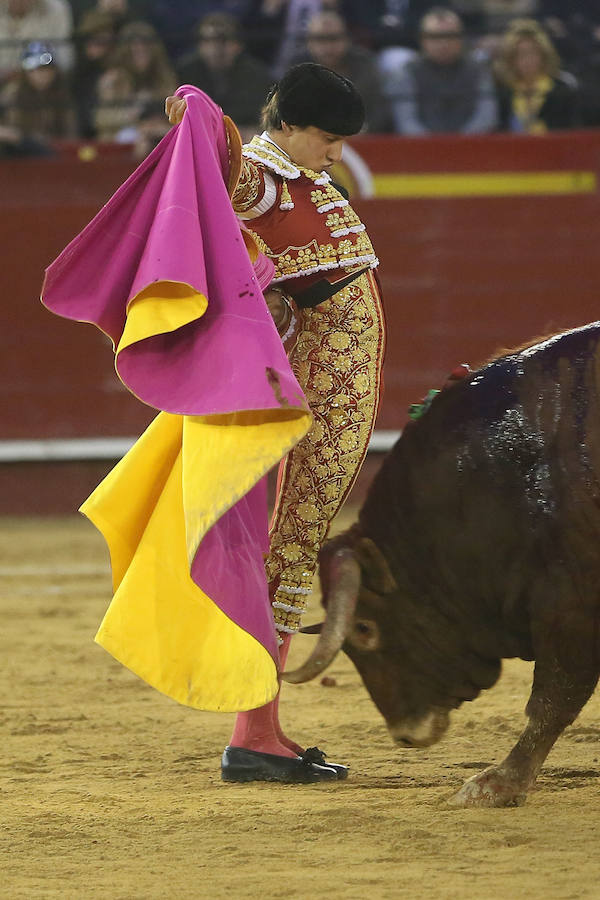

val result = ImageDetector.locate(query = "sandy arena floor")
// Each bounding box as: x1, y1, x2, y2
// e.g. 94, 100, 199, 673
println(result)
1, 514, 599, 900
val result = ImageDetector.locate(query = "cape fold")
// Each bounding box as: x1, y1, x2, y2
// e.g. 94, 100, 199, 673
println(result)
42, 87, 311, 711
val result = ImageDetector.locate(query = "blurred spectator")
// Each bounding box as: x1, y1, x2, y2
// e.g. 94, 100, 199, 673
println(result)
132, 98, 170, 158
0, 121, 53, 155
71, 0, 134, 30
69, 0, 148, 28
494, 18, 581, 132
452, 1, 539, 32
536, 2, 600, 127
295, 11, 391, 131
262, 0, 330, 77
149, 1, 254, 63
94, 21, 176, 141
478, 0, 539, 31
561, 3, 600, 128
430, 1, 484, 36
116, 98, 171, 158
112, 20, 176, 98
94, 65, 137, 139
385, 7, 498, 134
242, 0, 289, 67
575, 49, 600, 128
452, 1, 540, 57
71, 9, 116, 137
88, 0, 129, 31
242, 0, 412, 72
539, 1, 600, 67
0, 0, 74, 80
177, 12, 272, 138
1, 40, 75, 140
337, 0, 446, 50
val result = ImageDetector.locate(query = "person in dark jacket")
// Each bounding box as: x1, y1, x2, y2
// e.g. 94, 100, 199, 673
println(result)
177, 11, 273, 138
2, 41, 76, 141
386, 7, 498, 135
494, 17, 581, 132
71, 10, 117, 137
539, 0, 600, 68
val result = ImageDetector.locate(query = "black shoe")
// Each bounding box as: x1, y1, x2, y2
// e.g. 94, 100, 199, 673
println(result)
301, 746, 349, 780
221, 746, 338, 784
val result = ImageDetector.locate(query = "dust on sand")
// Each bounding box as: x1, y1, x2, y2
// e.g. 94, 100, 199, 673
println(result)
1, 515, 599, 900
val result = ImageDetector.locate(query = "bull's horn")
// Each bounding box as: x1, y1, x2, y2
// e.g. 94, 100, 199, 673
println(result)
299, 622, 323, 634
282, 547, 360, 683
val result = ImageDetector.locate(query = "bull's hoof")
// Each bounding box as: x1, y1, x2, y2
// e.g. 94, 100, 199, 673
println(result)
447, 767, 528, 808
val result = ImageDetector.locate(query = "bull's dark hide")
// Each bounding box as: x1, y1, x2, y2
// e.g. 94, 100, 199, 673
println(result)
320, 322, 600, 807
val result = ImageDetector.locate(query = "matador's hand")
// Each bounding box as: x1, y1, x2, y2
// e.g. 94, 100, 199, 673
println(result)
264, 288, 294, 336
165, 95, 187, 125
264, 289, 289, 330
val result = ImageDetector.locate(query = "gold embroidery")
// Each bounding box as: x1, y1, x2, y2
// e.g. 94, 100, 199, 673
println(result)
279, 179, 293, 210
241, 135, 378, 280
325, 206, 363, 235
245, 232, 377, 282
232, 157, 263, 213
242, 135, 301, 179
248, 230, 270, 257
310, 187, 346, 212
243, 134, 334, 184
265, 272, 385, 633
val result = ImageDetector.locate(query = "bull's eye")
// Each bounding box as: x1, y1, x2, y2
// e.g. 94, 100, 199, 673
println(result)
349, 618, 380, 651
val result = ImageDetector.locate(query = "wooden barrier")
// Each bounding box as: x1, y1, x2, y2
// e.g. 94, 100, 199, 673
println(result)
2, 132, 600, 511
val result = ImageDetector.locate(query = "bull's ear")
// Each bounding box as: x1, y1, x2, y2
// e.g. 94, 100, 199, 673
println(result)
354, 537, 397, 594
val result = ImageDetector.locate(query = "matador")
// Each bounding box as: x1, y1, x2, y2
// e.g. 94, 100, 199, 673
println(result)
168, 64, 386, 782
46, 63, 386, 787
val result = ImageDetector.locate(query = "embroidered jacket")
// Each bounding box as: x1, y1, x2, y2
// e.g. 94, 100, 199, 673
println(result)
232, 133, 379, 285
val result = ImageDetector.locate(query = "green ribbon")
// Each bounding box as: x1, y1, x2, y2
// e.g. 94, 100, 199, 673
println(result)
408, 389, 440, 421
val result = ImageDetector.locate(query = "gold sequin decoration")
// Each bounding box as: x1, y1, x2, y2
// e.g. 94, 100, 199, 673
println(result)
240, 137, 377, 281
242, 232, 377, 282
325, 207, 363, 235
242, 135, 301, 179
279, 179, 293, 209
265, 271, 385, 633
231, 157, 263, 213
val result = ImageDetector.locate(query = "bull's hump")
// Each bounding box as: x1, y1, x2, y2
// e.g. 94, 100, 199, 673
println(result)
439, 322, 600, 430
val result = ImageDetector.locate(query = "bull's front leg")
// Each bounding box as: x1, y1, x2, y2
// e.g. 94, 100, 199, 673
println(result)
448, 641, 599, 808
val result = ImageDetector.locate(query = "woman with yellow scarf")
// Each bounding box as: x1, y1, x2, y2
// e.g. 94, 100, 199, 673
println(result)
494, 19, 580, 133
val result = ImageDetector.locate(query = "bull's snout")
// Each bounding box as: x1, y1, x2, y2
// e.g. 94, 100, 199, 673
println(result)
387, 709, 450, 749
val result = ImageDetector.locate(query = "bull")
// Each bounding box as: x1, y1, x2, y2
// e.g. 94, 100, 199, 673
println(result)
284, 322, 600, 807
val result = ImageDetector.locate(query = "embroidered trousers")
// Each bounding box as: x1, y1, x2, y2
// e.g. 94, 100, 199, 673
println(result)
265, 271, 386, 635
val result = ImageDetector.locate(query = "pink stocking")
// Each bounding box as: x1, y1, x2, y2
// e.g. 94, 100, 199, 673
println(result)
228, 633, 304, 757
272, 633, 304, 755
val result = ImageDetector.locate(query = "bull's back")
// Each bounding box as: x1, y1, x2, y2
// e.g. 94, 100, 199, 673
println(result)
361, 322, 600, 593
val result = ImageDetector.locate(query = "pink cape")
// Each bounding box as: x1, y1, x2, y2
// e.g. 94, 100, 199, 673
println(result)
41, 87, 309, 689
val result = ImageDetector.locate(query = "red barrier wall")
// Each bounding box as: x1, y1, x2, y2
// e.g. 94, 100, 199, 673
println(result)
2, 154, 152, 441
362, 192, 600, 422
2, 132, 600, 510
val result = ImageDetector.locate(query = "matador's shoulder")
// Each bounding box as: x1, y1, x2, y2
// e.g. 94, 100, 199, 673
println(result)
233, 134, 332, 217
233, 134, 298, 216
241, 134, 302, 181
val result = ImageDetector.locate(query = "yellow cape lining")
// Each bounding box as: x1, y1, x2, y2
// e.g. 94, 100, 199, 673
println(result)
83, 285, 311, 711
